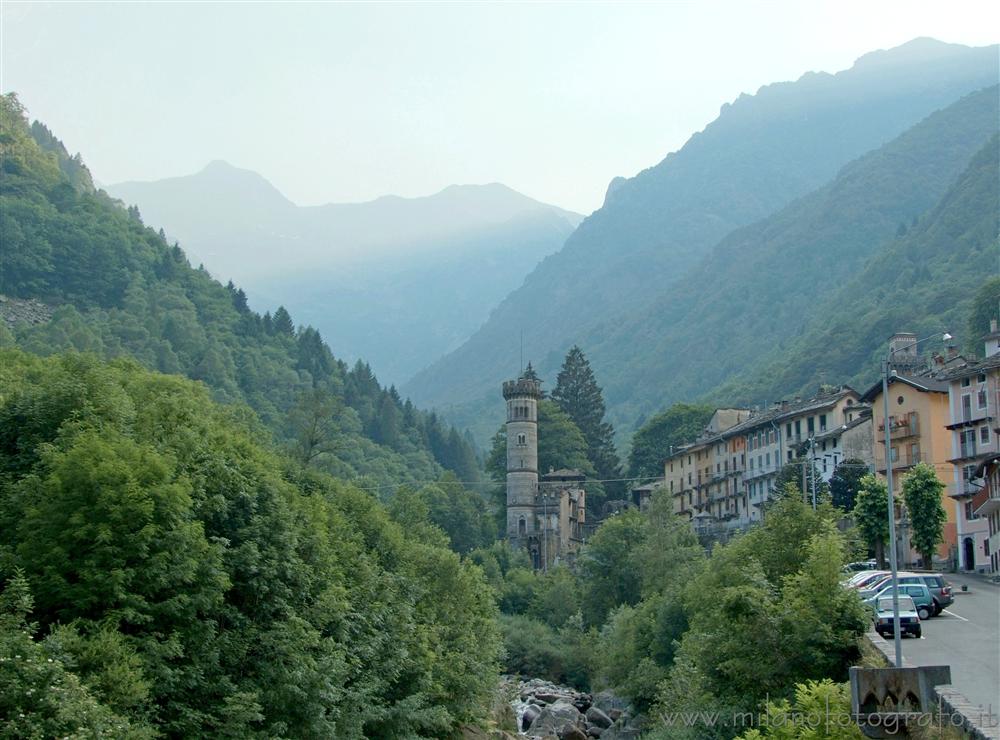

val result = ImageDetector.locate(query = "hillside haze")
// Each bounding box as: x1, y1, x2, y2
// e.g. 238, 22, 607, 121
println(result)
403, 38, 1000, 442
108, 166, 579, 384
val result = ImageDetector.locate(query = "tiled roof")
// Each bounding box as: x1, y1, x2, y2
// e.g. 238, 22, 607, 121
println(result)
662, 387, 860, 459
936, 353, 1000, 381
814, 414, 871, 442
859, 373, 948, 401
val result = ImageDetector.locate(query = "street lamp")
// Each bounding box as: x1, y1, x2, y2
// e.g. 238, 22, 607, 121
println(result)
882, 331, 951, 667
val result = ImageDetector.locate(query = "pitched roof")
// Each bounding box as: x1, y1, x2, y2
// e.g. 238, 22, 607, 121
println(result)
936, 353, 1000, 381
859, 373, 948, 402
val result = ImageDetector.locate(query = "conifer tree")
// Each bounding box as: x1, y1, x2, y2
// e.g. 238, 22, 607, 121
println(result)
551, 346, 621, 484
272, 305, 295, 335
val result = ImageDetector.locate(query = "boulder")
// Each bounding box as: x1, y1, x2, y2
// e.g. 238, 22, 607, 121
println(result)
522, 703, 541, 731
587, 727, 604, 738
572, 694, 593, 713
585, 706, 613, 729
592, 690, 630, 715
607, 709, 622, 722
558, 726, 589, 740
528, 700, 582, 737
534, 691, 563, 704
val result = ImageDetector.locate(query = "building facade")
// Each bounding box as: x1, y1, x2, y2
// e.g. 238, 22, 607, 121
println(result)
663, 389, 867, 534
861, 372, 954, 567
939, 324, 1000, 572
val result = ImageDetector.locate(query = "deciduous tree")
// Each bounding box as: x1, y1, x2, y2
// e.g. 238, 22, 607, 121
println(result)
902, 463, 946, 568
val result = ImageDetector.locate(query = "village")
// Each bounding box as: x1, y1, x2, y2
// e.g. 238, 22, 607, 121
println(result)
504, 327, 1000, 577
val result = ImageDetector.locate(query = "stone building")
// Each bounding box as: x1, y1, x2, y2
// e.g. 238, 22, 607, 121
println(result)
503, 369, 586, 570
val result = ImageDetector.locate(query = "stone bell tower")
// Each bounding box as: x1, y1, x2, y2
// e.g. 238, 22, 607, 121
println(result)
503, 365, 541, 546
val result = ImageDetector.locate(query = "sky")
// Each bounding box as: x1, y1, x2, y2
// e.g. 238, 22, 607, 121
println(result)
2, 1, 998, 214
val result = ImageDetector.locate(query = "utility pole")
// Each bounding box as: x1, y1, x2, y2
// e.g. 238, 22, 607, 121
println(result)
810, 437, 817, 510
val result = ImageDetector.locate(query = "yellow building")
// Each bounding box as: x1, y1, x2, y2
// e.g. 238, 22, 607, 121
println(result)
861, 372, 954, 566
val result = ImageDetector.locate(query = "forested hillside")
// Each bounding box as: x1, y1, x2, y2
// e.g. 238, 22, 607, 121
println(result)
0, 93, 481, 489
404, 39, 999, 442
0, 350, 500, 737
108, 164, 580, 386
591, 85, 999, 425
712, 130, 1000, 404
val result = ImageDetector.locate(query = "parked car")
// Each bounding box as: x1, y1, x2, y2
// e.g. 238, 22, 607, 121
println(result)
843, 559, 878, 572
873, 596, 922, 639
843, 570, 880, 587
864, 583, 934, 620
896, 572, 953, 615
848, 571, 889, 590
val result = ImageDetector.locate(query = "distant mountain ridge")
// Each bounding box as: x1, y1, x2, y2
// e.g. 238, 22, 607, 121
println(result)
590, 85, 999, 426
108, 166, 581, 385
403, 38, 1000, 443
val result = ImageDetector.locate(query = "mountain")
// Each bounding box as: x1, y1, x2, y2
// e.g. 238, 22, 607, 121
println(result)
0, 94, 482, 490
592, 85, 999, 425
712, 131, 1000, 405
107, 166, 580, 385
403, 38, 1000, 442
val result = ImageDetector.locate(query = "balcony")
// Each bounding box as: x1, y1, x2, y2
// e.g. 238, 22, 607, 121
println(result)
952, 478, 983, 499
875, 451, 924, 472
878, 415, 919, 440
949, 441, 979, 463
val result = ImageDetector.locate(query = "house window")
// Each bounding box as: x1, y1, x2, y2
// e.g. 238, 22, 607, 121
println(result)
890, 447, 899, 463
766, 452, 771, 466
962, 378, 971, 387
981, 426, 990, 445
786, 423, 792, 437
808, 417, 815, 434
979, 389, 988, 409
795, 420, 801, 436
788, 450, 793, 461
965, 502, 979, 521
819, 414, 827, 431
978, 373, 987, 383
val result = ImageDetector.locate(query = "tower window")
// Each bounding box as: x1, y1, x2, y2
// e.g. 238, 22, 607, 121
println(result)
517, 433, 527, 446
518, 517, 526, 536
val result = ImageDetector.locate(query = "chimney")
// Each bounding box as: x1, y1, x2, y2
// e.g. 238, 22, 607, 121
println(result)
931, 352, 945, 366
947, 345, 958, 359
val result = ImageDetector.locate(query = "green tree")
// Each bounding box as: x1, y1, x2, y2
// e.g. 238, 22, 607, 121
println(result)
0, 570, 154, 739
773, 456, 829, 506
736, 680, 864, 740
286, 388, 344, 466
272, 305, 295, 335
551, 346, 621, 482
852, 474, 889, 568
902, 463, 947, 568
966, 276, 1000, 354
828, 459, 869, 511
628, 403, 713, 477
578, 508, 646, 627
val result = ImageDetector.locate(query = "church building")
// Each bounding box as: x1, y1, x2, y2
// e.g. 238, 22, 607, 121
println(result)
503, 367, 586, 570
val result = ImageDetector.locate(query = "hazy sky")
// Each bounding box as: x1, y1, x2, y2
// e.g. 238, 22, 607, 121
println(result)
2, 1, 997, 213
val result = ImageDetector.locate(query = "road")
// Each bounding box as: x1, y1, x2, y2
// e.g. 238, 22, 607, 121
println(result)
899, 573, 1000, 714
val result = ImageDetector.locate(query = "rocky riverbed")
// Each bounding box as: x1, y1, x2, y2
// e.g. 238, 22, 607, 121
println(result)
505, 677, 643, 739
